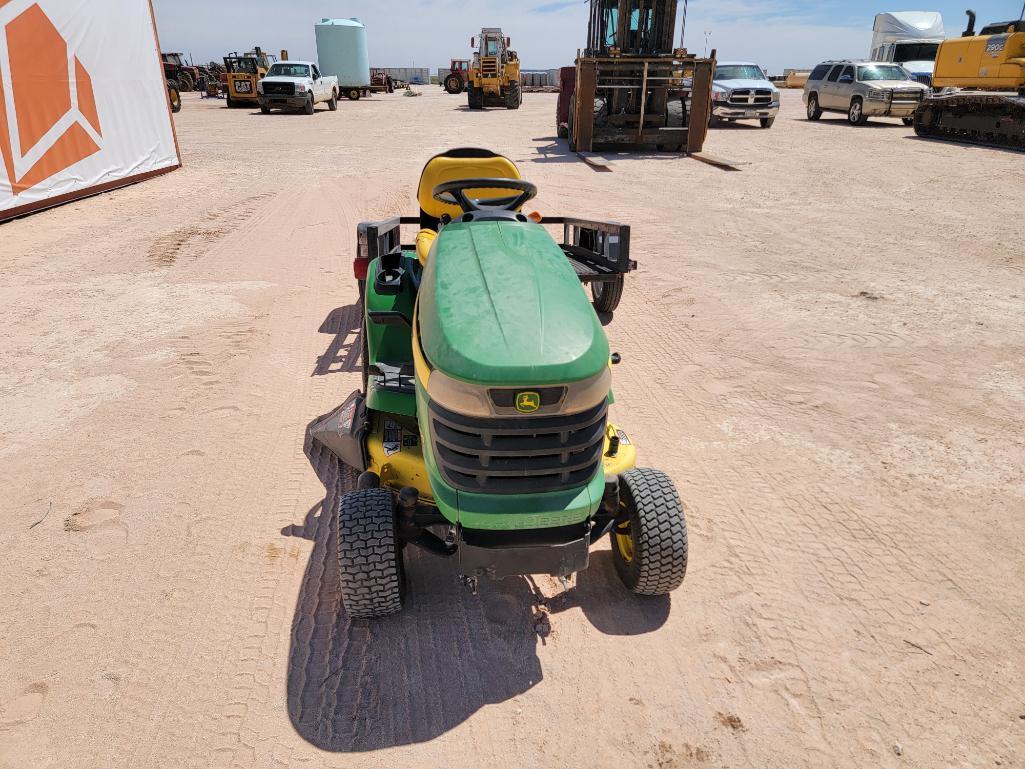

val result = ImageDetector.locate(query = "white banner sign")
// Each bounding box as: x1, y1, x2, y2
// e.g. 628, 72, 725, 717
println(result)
0, 0, 180, 221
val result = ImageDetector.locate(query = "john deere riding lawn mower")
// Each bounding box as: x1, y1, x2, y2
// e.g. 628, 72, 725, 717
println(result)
311, 148, 688, 618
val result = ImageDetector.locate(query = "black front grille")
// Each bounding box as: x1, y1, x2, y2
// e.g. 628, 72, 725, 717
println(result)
913, 74, 932, 87
429, 400, 607, 494
263, 81, 294, 96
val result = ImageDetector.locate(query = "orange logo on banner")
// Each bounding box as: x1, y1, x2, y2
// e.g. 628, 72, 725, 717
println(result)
0, 2, 102, 195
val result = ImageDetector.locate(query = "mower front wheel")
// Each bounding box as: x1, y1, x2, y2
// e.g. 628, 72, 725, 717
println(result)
336, 488, 405, 618
610, 468, 689, 595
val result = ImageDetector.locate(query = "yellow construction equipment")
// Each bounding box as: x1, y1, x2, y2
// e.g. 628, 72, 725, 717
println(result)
466, 28, 521, 109
223, 47, 277, 108
913, 9, 1025, 149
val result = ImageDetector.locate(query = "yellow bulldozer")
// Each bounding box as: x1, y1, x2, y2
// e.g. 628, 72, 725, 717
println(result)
466, 28, 521, 109
913, 9, 1025, 149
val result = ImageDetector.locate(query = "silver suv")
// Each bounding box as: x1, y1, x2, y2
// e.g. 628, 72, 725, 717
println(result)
803, 60, 929, 125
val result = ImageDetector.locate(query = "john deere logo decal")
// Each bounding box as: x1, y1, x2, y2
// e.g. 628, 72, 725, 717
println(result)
515, 391, 540, 413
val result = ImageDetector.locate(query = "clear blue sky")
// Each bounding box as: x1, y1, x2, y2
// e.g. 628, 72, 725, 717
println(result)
152, 1, 1020, 73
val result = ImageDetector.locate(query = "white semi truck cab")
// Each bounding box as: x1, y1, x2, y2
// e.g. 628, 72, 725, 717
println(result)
870, 11, 946, 86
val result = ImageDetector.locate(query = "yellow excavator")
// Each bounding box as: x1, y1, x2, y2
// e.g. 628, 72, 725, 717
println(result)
913, 8, 1025, 149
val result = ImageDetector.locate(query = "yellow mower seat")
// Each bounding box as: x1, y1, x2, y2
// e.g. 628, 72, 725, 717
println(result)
417, 148, 522, 230
415, 228, 437, 265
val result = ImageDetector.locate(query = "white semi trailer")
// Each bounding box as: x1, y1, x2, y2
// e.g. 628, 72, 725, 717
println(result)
870, 11, 945, 85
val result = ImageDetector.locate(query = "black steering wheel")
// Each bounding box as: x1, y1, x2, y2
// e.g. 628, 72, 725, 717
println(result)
433, 178, 537, 213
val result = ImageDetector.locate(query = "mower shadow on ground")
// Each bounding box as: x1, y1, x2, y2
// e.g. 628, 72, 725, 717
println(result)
283, 428, 670, 751
312, 304, 362, 377
546, 550, 671, 636
284, 436, 541, 752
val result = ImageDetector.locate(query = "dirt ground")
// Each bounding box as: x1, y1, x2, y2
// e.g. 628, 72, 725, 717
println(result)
1, 87, 1023, 769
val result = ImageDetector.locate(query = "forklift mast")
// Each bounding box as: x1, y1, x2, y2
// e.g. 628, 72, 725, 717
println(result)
586, 0, 679, 56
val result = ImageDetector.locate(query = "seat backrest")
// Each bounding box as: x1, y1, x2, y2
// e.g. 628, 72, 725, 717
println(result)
417, 148, 521, 230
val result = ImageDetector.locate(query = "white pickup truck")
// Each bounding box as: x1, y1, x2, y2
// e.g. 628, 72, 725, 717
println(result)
257, 61, 338, 114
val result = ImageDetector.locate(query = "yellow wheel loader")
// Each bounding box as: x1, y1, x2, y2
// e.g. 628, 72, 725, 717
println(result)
466, 28, 521, 110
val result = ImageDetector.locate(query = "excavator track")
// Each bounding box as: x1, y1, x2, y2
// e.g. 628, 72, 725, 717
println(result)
914, 93, 1025, 151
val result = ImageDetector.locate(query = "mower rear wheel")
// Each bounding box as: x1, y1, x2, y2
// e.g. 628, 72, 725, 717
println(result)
591, 275, 625, 313
336, 488, 405, 618
610, 468, 688, 595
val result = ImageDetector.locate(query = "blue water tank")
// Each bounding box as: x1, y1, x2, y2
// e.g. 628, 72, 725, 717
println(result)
315, 18, 370, 88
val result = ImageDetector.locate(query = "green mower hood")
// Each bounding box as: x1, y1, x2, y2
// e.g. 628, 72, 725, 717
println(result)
418, 219, 610, 386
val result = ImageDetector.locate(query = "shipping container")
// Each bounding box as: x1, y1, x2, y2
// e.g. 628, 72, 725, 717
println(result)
520, 70, 553, 87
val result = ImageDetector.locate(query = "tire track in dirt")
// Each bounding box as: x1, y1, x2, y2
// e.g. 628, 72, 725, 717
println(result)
603, 210, 1019, 763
